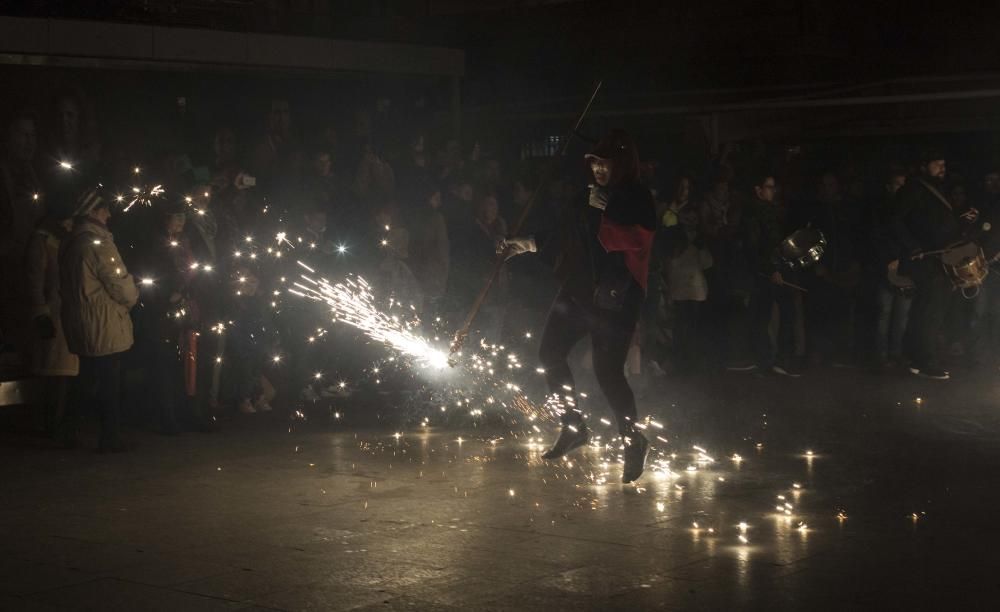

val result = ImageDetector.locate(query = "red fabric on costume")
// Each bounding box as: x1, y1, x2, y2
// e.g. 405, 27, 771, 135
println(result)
597, 217, 654, 291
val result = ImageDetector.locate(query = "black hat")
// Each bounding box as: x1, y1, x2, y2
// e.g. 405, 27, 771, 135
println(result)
916, 147, 946, 165
584, 128, 636, 162
584, 128, 641, 183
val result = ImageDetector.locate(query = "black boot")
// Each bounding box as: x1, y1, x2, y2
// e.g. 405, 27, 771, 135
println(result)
541, 423, 589, 460
621, 428, 649, 483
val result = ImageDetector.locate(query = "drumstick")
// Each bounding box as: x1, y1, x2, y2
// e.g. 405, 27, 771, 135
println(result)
757, 273, 808, 293
909, 248, 949, 260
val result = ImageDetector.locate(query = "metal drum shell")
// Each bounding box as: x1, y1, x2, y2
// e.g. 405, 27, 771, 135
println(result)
778, 228, 827, 270
940, 242, 988, 289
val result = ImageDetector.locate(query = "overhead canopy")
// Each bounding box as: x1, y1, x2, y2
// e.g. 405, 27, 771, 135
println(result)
0, 16, 464, 77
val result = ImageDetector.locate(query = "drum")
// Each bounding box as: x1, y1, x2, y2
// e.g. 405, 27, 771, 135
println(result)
778, 228, 827, 270
940, 242, 988, 290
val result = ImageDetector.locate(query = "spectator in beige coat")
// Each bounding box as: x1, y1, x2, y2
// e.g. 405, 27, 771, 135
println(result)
25, 202, 79, 443
60, 188, 138, 452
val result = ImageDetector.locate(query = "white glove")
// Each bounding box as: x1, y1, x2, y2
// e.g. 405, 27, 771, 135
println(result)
497, 236, 536, 259
588, 184, 609, 210
960, 207, 980, 223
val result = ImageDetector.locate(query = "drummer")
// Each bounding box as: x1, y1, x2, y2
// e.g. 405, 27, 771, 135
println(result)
963, 169, 1000, 368
740, 170, 800, 377
971, 169, 1000, 259
893, 149, 961, 380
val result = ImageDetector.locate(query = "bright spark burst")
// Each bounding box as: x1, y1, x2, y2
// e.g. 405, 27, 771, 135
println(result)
290, 268, 449, 370
124, 184, 165, 212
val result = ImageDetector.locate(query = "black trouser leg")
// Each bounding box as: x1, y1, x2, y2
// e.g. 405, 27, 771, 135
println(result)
774, 283, 795, 365
750, 279, 795, 367
76, 357, 98, 431
750, 280, 776, 368
591, 304, 640, 435
540, 287, 642, 432
99, 355, 122, 447
152, 340, 181, 431
673, 300, 702, 372
538, 294, 590, 426
61, 374, 82, 442
80, 354, 122, 448
911, 265, 952, 370
42, 376, 69, 437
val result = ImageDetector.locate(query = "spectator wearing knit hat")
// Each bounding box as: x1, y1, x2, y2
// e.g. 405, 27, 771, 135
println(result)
60, 186, 138, 452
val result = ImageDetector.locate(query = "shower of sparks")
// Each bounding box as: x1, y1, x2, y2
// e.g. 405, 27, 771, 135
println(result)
273, 246, 841, 559
45, 160, 862, 567
124, 184, 165, 212
290, 267, 450, 370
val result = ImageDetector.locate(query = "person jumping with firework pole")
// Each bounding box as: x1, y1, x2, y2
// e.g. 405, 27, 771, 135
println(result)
500, 129, 656, 483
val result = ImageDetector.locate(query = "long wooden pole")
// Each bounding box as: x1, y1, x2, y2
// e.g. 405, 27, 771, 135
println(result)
449, 81, 603, 358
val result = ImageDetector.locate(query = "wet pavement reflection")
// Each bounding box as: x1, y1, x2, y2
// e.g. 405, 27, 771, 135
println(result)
2, 365, 1000, 610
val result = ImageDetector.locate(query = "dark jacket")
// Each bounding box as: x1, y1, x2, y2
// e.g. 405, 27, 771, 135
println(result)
741, 197, 785, 276
893, 177, 961, 254
538, 181, 656, 300
871, 192, 905, 271
793, 197, 861, 273
449, 215, 508, 303
133, 233, 200, 344
976, 194, 1000, 260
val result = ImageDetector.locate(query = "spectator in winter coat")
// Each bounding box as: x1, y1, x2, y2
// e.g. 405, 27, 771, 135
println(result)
742, 172, 799, 377
667, 218, 713, 374
374, 204, 423, 314
25, 203, 79, 443
405, 179, 449, 316
133, 203, 199, 434
60, 187, 138, 452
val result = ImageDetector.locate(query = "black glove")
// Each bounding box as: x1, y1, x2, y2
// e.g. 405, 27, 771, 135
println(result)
34, 315, 55, 340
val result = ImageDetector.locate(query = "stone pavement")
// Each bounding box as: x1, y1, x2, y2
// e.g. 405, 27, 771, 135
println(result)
2, 366, 1000, 611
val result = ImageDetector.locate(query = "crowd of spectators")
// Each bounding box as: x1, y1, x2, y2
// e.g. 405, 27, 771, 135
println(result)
642, 147, 1000, 383
2, 85, 999, 451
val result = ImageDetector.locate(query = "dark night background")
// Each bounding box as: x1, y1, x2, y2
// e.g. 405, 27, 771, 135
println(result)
5, 2, 1000, 93
3, 1, 1000, 180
